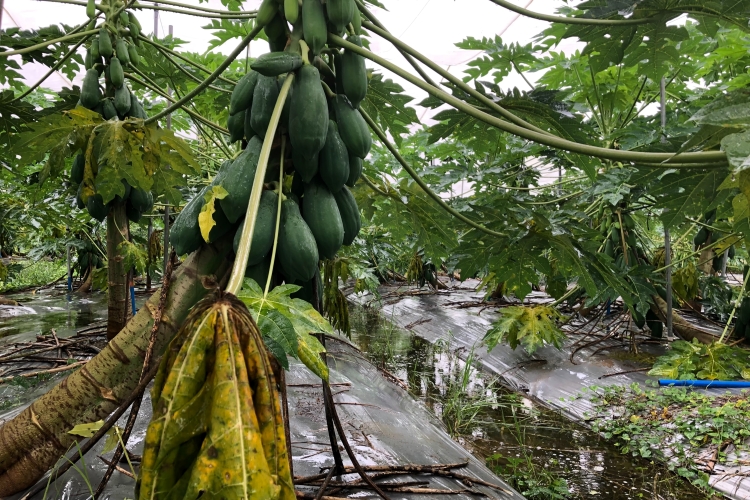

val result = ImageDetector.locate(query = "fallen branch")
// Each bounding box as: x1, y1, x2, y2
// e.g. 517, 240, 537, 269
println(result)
0, 361, 86, 385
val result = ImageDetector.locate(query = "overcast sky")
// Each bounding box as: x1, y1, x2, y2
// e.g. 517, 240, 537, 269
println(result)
4, 0, 583, 102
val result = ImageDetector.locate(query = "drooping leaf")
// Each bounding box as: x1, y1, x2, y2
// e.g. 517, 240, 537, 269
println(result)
198, 185, 228, 242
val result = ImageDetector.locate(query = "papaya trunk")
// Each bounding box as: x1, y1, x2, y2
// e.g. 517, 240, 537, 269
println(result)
652, 296, 719, 345
107, 202, 130, 340
0, 242, 232, 496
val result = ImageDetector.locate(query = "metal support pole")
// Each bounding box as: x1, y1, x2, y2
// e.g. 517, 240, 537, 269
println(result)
721, 251, 729, 277
660, 77, 674, 340
0, 0, 5, 30
153, 4, 158, 36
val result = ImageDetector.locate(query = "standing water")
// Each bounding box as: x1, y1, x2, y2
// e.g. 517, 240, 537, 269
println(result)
348, 305, 710, 500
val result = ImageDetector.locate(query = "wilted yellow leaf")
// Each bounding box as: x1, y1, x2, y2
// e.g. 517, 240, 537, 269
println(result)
198, 185, 229, 243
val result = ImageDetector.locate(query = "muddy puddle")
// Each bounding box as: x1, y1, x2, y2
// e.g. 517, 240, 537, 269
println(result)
348, 305, 709, 500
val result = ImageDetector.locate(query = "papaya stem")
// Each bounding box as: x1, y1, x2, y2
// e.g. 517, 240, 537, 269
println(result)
138, 34, 237, 85
330, 34, 727, 166
227, 73, 295, 295
264, 137, 286, 299
0, 29, 100, 57
487, 0, 656, 25
321, 81, 336, 98
40, 0, 258, 19
145, 23, 264, 126
300, 40, 311, 65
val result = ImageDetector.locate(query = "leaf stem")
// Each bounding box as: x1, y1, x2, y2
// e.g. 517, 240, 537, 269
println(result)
145, 23, 264, 126
487, 0, 657, 25
40, 0, 257, 18
328, 34, 726, 166
361, 21, 553, 137
227, 73, 295, 295
654, 232, 738, 273
138, 35, 237, 85
264, 137, 286, 300
125, 71, 230, 134
360, 108, 504, 238
0, 29, 100, 57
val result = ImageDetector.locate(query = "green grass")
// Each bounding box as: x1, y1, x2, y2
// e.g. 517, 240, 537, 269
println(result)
0, 259, 67, 293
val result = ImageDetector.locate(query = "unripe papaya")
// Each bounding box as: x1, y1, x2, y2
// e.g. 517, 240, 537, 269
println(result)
251, 52, 303, 77
91, 36, 100, 59
340, 35, 367, 108
85, 50, 94, 70
87, 194, 108, 222
284, 0, 300, 24
694, 227, 709, 246
333, 185, 360, 245
109, 56, 125, 87
71, 154, 85, 184
250, 75, 280, 138
346, 151, 362, 187
319, 120, 349, 193
302, 0, 327, 55
278, 198, 319, 282
257, 0, 278, 26
98, 28, 113, 58
351, 6, 362, 35
114, 85, 131, 115
76, 184, 86, 209
326, 0, 354, 33
289, 64, 328, 160
292, 148, 318, 184
243, 108, 254, 143
227, 112, 245, 143
128, 44, 140, 67
232, 190, 278, 266
264, 13, 288, 52
303, 178, 344, 259
115, 39, 130, 65
229, 71, 259, 115
86, 0, 96, 18
218, 136, 263, 223
80, 69, 101, 109
331, 94, 371, 158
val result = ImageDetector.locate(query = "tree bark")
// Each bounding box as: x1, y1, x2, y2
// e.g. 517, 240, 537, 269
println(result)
107, 202, 130, 340
0, 241, 233, 496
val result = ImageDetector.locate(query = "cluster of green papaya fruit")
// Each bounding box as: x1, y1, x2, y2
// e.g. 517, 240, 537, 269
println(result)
171, 0, 367, 297
80, 2, 146, 120
693, 210, 735, 273
598, 210, 647, 268
73, 3, 153, 223
76, 239, 103, 274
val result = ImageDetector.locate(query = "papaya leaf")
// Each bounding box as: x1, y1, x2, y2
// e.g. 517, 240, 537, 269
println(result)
239, 280, 331, 381
68, 420, 105, 438
117, 240, 148, 275
483, 305, 566, 355
257, 310, 298, 369
361, 72, 418, 146
198, 185, 228, 242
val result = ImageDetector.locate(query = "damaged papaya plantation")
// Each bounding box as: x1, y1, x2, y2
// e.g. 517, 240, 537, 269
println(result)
1, 0, 750, 498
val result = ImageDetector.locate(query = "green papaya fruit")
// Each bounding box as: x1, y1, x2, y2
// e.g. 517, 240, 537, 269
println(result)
331, 94, 371, 158
292, 148, 318, 183
278, 198, 319, 282
91, 36, 100, 60
712, 255, 723, 273
705, 209, 717, 225
288, 64, 328, 160
87, 194, 108, 222
302, 0, 327, 55
109, 56, 125, 87
76, 184, 86, 209
351, 6, 362, 35
284, 0, 300, 24
333, 185, 360, 245
264, 13, 289, 52
85, 50, 94, 70
71, 154, 85, 184
257, 0, 279, 26
291, 171, 305, 198
80, 69, 101, 109
86, 0, 96, 18
694, 227, 709, 246
128, 22, 141, 45
128, 97, 147, 119
245, 257, 272, 288
115, 39, 130, 65
250, 75, 280, 138
626, 233, 636, 248
303, 178, 344, 259
128, 44, 140, 67
128, 11, 142, 30
98, 28, 113, 58
114, 85, 131, 115
319, 120, 349, 193
604, 239, 614, 258
218, 136, 263, 223
232, 190, 279, 267
126, 202, 142, 223
646, 309, 663, 339
228, 112, 245, 144
327, 0, 354, 33
346, 152, 362, 187
340, 34, 367, 108
229, 71, 259, 115
251, 51, 303, 77
129, 187, 153, 213
244, 108, 254, 143
102, 98, 117, 120
171, 186, 232, 255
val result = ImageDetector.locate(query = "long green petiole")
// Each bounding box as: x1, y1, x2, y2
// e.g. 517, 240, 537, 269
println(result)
264, 138, 286, 300
226, 74, 295, 295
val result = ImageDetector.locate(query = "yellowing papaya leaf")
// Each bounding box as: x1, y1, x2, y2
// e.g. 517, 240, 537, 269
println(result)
101, 426, 124, 454
184, 307, 278, 499
198, 185, 228, 242
483, 305, 566, 355
68, 419, 104, 438
297, 333, 329, 382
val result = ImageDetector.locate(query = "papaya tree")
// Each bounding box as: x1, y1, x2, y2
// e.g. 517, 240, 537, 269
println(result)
0, 0, 749, 496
